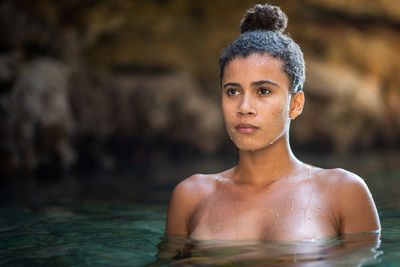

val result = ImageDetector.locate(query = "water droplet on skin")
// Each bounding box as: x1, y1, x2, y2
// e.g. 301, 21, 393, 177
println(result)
289, 193, 294, 213
303, 166, 314, 225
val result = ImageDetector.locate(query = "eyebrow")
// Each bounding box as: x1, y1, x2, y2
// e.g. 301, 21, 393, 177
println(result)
223, 80, 279, 89
223, 82, 241, 89
251, 80, 279, 87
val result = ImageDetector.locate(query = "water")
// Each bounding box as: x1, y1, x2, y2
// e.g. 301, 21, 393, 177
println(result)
1, 158, 400, 266
0, 203, 165, 266
155, 232, 383, 266
1, 201, 400, 265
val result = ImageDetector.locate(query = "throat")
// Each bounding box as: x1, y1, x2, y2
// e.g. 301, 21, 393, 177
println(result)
234, 138, 301, 185
233, 157, 301, 186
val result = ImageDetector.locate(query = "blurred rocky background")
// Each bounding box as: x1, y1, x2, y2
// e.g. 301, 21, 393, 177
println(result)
0, 0, 399, 203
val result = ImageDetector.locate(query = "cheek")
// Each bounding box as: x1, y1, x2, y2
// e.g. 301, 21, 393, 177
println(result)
222, 100, 234, 121
222, 101, 239, 138
269, 102, 290, 124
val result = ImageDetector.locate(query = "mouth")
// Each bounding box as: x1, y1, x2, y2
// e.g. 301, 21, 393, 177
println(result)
235, 123, 259, 134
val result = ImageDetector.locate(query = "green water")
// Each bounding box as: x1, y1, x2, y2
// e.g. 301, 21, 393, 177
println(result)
1, 167, 400, 266
0, 202, 399, 266
0, 203, 165, 266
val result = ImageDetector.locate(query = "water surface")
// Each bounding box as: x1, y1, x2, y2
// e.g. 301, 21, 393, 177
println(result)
1, 155, 399, 266
1, 200, 399, 266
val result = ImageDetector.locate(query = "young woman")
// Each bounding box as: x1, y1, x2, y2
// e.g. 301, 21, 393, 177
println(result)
165, 3, 380, 241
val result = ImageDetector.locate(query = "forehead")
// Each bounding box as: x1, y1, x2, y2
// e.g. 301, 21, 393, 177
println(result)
223, 53, 289, 88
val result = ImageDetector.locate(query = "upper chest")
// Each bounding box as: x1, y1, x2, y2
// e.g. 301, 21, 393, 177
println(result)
188, 181, 338, 241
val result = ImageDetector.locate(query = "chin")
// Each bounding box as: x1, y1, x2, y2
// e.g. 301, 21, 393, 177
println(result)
233, 140, 268, 152
232, 134, 281, 151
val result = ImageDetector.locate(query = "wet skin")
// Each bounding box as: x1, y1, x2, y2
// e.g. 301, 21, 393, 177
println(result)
165, 53, 380, 241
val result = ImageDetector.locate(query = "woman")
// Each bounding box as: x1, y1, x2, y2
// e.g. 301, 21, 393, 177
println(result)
165, 3, 380, 241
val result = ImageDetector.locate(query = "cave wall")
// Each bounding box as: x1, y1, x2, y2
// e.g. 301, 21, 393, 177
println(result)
1, 0, 399, 176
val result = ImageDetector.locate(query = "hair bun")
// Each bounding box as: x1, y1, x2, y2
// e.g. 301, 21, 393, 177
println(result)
239, 4, 288, 34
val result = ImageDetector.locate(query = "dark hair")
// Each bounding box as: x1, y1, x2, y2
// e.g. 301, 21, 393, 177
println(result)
219, 4, 305, 93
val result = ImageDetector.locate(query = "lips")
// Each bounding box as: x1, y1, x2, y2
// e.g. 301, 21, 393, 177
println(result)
235, 123, 259, 134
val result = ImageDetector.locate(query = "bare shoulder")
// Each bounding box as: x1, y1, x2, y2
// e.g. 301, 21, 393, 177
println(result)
311, 167, 380, 234
312, 167, 367, 189
165, 173, 219, 235
172, 173, 219, 201
311, 167, 373, 208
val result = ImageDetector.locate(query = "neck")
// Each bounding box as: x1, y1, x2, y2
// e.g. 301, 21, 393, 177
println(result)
233, 134, 301, 185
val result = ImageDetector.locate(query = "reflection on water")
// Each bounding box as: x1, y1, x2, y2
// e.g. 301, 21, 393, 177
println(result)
0, 156, 399, 266
153, 232, 382, 266
1, 202, 400, 266
0, 203, 165, 266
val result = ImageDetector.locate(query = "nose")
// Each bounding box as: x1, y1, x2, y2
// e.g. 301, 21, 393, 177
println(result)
238, 94, 256, 116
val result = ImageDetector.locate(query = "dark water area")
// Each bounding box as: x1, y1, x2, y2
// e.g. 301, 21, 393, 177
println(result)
1, 151, 400, 266
1, 203, 400, 266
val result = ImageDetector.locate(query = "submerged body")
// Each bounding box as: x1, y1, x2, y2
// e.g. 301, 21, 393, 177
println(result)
165, 4, 380, 241
166, 53, 380, 241
167, 166, 379, 241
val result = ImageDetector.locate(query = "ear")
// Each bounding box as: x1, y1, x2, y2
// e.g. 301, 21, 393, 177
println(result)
289, 91, 305, 120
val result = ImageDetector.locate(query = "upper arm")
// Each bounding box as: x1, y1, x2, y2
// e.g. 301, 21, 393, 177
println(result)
165, 175, 200, 235
335, 171, 381, 234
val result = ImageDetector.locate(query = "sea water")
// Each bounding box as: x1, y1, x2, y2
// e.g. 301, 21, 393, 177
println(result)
1, 203, 400, 265
1, 170, 399, 266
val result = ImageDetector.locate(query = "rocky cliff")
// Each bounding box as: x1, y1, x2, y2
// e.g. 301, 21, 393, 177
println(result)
1, 0, 399, 176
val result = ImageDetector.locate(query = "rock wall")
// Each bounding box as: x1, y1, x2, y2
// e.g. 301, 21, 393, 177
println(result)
0, 0, 399, 176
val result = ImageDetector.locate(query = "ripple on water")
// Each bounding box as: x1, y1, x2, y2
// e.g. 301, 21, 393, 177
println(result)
0, 202, 400, 266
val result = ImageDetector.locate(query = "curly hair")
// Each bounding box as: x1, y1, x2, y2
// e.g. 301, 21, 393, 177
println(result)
219, 4, 305, 94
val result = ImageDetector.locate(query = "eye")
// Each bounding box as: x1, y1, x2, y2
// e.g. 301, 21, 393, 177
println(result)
258, 87, 271, 95
227, 88, 239, 96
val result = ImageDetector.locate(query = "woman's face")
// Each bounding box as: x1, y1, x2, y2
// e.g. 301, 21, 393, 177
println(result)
221, 53, 294, 151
